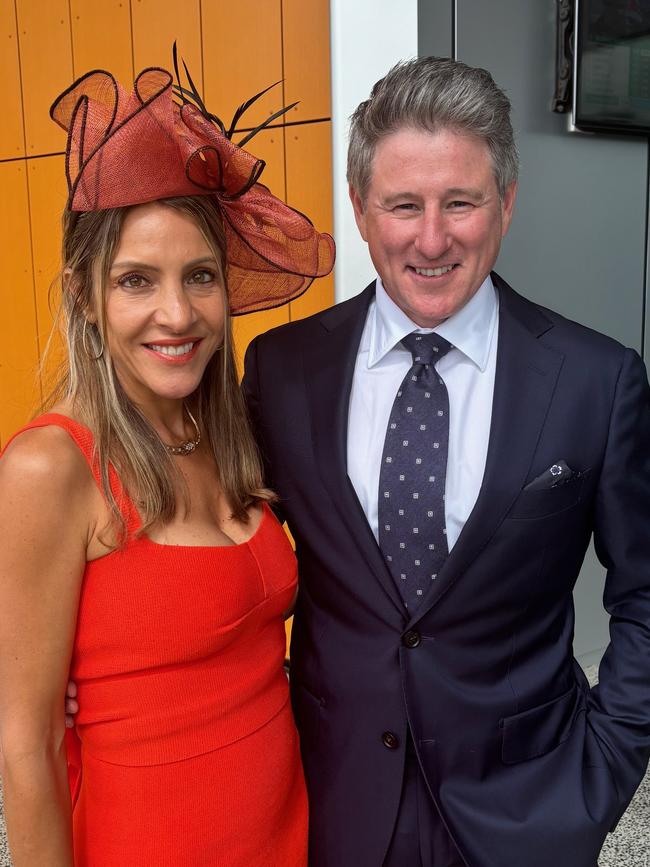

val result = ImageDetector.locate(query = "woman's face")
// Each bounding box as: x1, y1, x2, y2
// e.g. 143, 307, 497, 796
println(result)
103, 202, 226, 411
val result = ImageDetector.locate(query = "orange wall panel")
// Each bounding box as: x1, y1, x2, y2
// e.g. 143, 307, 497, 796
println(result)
27, 156, 67, 383
283, 0, 331, 123
233, 306, 290, 373
131, 0, 202, 82
286, 121, 334, 321
2, 0, 334, 449
15, 0, 72, 156
0, 0, 25, 160
291, 269, 334, 323
245, 126, 286, 202
70, 0, 132, 84
285, 617, 292, 656
202, 0, 283, 133
0, 161, 40, 445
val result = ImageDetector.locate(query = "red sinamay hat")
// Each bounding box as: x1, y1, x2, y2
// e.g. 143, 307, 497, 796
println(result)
50, 57, 335, 315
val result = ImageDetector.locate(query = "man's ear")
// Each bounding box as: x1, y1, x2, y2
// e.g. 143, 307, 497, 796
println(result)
349, 185, 368, 242
500, 181, 518, 239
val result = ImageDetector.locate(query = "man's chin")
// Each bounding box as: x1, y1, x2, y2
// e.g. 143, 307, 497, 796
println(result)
402, 294, 471, 328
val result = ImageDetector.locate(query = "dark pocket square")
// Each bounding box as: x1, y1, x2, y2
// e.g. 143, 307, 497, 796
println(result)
524, 460, 575, 491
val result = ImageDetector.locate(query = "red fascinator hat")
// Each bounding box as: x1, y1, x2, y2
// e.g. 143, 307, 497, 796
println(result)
49, 51, 335, 315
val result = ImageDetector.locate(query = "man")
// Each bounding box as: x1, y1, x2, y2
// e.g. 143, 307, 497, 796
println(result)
242, 57, 650, 866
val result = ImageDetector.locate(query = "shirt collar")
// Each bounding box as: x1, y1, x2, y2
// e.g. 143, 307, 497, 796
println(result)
367, 274, 498, 371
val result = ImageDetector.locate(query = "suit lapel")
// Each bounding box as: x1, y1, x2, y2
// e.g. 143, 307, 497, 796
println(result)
408, 275, 565, 624
304, 282, 406, 618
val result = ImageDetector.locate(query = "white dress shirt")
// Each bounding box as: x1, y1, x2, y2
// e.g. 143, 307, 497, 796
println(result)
347, 275, 499, 551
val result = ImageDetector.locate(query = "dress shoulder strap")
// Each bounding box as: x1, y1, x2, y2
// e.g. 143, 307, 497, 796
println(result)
1, 413, 141, 533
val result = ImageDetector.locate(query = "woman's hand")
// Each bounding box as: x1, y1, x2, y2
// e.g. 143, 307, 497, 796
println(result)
65, 681, 79, 729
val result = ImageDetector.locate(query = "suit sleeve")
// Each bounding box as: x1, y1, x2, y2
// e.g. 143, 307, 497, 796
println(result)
587, 347, 650, 813
242, 335, 286, 525
242, 336, 262, 446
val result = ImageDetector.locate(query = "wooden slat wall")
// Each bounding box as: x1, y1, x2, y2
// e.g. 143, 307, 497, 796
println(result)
0, 0, 25, 161
0, 160, 40, 444
0, 0, 333, 446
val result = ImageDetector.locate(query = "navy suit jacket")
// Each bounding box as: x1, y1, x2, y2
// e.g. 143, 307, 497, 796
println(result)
242, 273, 650, 867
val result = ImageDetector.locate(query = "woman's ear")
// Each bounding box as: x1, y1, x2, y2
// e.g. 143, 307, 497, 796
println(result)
64, 268, 97, 324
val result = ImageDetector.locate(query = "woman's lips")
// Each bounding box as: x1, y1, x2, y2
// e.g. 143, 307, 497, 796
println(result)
142, 338, 202, 364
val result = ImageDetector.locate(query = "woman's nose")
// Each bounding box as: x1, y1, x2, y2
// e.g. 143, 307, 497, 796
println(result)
154, 284, 195, 331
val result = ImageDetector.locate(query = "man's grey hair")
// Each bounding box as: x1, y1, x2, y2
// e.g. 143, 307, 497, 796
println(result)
347, 56, 519, 203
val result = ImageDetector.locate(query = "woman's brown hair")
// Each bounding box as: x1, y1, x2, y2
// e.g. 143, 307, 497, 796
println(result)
43, 195, 273, 542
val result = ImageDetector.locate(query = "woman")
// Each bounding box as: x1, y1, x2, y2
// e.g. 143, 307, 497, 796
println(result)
0, 64, 333, 867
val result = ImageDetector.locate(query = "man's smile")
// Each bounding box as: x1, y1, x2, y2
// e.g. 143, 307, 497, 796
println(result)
410, 264, 458, 278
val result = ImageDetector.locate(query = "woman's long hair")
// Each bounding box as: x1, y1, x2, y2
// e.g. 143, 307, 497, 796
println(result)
42, 195, 273, 541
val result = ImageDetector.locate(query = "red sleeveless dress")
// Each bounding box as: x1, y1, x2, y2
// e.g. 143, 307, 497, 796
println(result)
5, 414, 307, 867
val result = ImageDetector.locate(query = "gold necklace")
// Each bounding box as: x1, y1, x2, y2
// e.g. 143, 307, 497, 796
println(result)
163, 405, 201, 456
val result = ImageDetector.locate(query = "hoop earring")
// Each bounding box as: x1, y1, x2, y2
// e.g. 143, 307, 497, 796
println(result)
82, 319, 104, 360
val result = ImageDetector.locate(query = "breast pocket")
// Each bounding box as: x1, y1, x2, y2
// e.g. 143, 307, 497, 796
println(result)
507, 471, 590, 520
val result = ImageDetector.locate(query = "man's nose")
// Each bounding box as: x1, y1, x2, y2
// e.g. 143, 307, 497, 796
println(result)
413, 210, 452, 260
154, 284, 195, 331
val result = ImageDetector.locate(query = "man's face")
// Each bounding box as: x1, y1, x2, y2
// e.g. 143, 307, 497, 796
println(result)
350, 126, 517, 327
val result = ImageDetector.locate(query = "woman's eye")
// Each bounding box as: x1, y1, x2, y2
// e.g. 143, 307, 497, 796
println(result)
119, 273, 148, 289
189, 269, 215, 284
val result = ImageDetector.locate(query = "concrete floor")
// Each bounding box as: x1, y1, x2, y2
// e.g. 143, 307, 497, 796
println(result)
599, 777, 650, 867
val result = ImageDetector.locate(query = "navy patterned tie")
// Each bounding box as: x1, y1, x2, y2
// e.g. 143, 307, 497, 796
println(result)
378, 332, 453, 613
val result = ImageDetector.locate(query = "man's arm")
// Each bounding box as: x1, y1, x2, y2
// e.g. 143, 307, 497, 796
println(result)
586, 347, 650, 816
242, 334, 286, 525
241, 334, 263, 447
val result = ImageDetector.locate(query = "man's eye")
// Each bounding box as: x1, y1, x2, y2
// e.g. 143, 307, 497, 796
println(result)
449, 200, 471, 209
119, 273, 147, 289
394, 203, 417, 211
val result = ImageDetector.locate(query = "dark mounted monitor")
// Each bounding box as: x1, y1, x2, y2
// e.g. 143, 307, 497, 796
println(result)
573, 0, 650, 135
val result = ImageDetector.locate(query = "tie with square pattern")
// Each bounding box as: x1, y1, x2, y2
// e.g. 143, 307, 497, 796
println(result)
378, 332, 453, 613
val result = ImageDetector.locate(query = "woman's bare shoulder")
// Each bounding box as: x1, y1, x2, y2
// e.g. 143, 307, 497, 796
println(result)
0, 420, 91, 501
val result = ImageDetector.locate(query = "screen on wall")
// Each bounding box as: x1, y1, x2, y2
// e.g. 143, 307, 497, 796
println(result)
574, 0, 650, 134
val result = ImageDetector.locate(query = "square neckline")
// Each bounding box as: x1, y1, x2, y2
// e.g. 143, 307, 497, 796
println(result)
30, 412, 272, 554
139, 503, 270, 551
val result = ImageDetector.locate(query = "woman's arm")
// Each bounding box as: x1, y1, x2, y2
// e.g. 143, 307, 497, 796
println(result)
0, 426, 93, 867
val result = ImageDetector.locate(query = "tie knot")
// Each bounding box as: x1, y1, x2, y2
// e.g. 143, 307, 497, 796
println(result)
402, 332, 452, 366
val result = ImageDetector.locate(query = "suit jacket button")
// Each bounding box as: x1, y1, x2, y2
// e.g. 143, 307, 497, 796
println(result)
403, 629, 421, 648
382, 731, 399, 750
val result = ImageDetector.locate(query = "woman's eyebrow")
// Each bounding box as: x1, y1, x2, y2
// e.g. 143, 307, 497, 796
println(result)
110, 256, 218, 271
